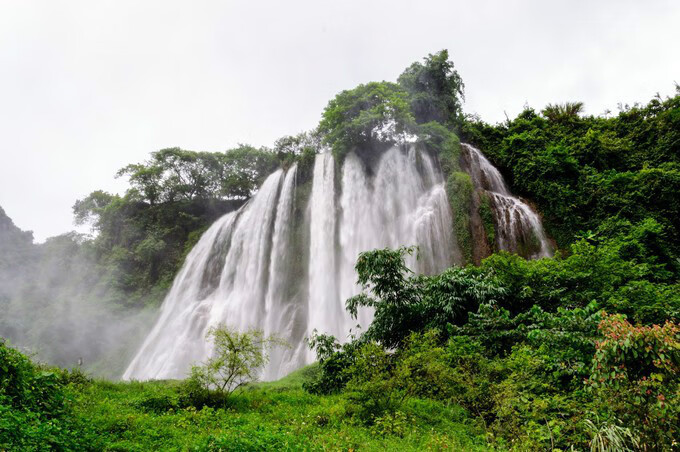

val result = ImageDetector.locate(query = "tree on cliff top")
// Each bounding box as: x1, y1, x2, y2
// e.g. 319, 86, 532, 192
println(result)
398, 49, 465, 126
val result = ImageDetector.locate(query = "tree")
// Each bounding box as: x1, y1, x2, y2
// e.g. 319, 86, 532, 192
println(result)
273, 131, 320, 156
215, 145, 280, 200
318, 81, 415, 157
188, 325, 285, 397
541, 102, 584, 122
346, 247, 504, 348
115, 146, 279, 205
398, 50, 465, 126
72, 190, 117, 228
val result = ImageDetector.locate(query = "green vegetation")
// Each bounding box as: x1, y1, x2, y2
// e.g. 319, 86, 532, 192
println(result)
319, 50, 465, 159
1, 340, 489, 451
478, 193, 495, 246
306, 241, 678, 450
0, 340, 95, 450
1, 50, 679, 449
185, 325, 285, 402
304, 70, 680, 448
397, 49, 465, 126
461, 89, 680, 257
446, 172, 474, 263
318, 81, 415, 158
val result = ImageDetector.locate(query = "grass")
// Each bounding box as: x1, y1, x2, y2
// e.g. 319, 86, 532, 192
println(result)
69, 365, 490, 451
252, 363, 320, 390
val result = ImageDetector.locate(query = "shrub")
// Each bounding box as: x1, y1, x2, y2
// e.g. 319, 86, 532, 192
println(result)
0, 340, 92, 450
588, 314, 679, 448
583, 416, 639, 452
393, 330, 456, 400
303, 331, 360, 395
181, 325, 285, 407
343, 342, 402, 424
371, 411, 411, 438
346, 247, 504, 349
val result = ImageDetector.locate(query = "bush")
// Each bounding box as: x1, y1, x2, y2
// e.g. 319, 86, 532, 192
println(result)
303, 331, 359, 395
343, 342, 402, 424
393, 330, 456, 400
181, 325, 285, 407
0, 340, 93, 450
135, 392, 179, 414
588, 314, 679, 449
346, 247, 504, 349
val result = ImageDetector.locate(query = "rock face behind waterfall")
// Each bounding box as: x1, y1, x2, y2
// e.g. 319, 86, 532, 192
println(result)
124, 144, 552, 381
461, 143, 553, 260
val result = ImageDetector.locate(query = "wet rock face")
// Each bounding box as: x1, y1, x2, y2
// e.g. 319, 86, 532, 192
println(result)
460, 143, 553, 260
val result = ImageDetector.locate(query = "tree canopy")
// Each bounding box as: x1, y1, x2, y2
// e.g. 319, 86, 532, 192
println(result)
462, 87, 680, 256
116, 145, 279, 205
398, 49, 465, 126
319, 81, 415, 157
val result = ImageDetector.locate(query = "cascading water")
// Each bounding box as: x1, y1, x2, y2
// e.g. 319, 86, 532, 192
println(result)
333, 147, 460, 340
123, 170, 288, 380
307, 153, 342, 345
262, 166, 306, 380
124, 143, 549, 381
461, 143, 553, 258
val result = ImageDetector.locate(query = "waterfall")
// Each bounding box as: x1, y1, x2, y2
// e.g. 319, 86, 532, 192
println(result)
263, 165, 306, 380
123, 169, 286, 380
307, 153, 342, 344
461, 143, 552, 258
334, 147, 459, 338
124, 143, 549, 381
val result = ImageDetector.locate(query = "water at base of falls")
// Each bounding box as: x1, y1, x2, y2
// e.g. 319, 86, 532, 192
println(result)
124, 144, 550, 381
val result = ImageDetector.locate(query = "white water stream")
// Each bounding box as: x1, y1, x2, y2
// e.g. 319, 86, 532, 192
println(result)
462, 143, 552, 258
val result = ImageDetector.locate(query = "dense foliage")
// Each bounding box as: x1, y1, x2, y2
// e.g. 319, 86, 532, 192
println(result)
113, 146, 280, 205
346, 247, 505, 348
319, 50, 465, 158
307, 239, 679, 449
588, 315, 679, 447
461, 88, 680, 257
318, 81, 415, 158
315, 81, 680, 446
398, 49, 465, 126
0, 340, 94, 450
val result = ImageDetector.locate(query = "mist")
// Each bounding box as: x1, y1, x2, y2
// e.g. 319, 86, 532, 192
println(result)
0, 207, 155, 378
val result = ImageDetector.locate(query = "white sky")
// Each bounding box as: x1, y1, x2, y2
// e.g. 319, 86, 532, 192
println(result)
1, 0, 678, 242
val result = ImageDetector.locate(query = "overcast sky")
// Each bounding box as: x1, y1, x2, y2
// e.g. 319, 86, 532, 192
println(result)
1, 0, 678, 241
